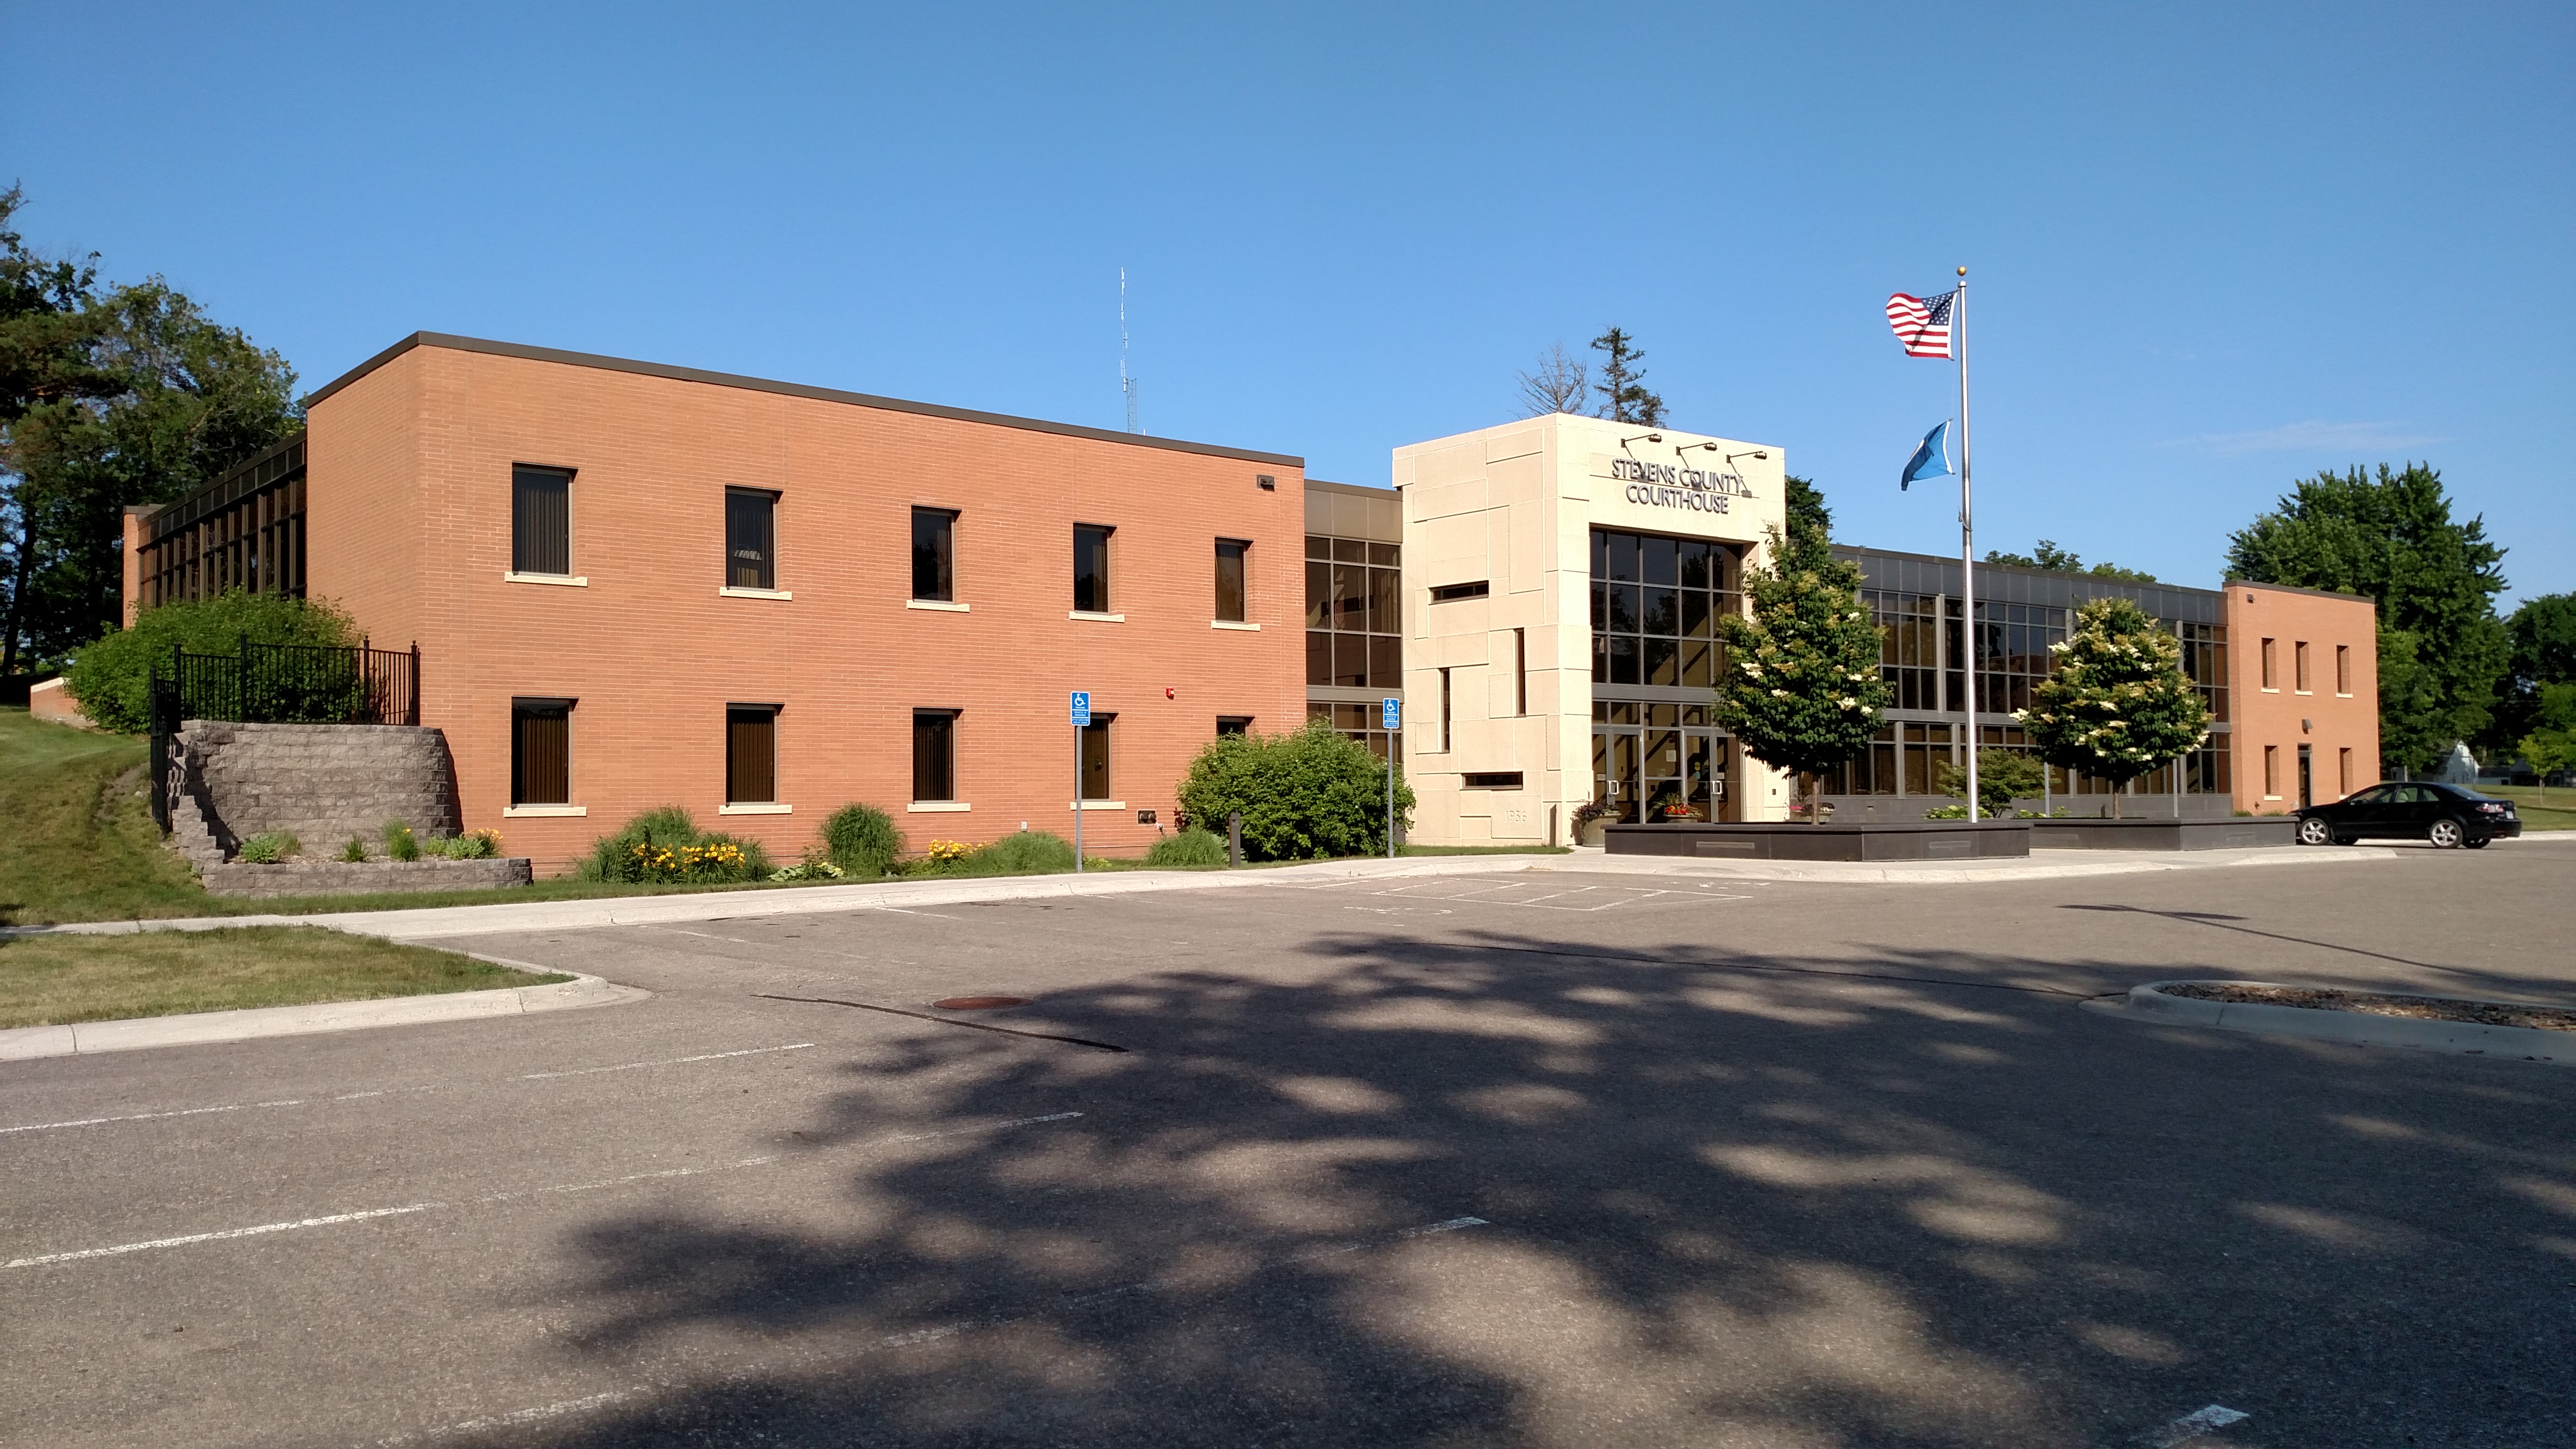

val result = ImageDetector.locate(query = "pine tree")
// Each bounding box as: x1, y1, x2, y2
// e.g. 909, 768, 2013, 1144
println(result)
2015, 597, 2211, 818
1589, 327, 1665, 426
1712, 528, 1890, 823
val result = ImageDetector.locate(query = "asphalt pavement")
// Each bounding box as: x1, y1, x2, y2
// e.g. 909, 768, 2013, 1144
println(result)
5, 842, 2573, 1448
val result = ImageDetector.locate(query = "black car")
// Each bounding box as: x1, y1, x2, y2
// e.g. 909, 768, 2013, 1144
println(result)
2294, 781, 2522, 849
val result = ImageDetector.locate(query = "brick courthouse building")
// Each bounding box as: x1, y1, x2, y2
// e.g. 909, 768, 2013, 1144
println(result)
129, 333, 1308, 868
120, 331, 2380, 865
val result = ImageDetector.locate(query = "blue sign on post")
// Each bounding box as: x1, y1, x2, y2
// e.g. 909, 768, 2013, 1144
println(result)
1381, 697, 1401, 731
1070, 691, 1092, 727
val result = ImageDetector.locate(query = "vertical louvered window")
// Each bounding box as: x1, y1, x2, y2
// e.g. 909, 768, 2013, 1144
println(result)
912, 710, 956, 802
512, 467, 571, 576
726, 489, 778, 590
511, 699, 572, 805
1214, 539, 1247, 622
727, 706, 778, 804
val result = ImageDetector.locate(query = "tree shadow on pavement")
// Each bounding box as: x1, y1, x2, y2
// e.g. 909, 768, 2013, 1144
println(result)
491, 926, 2576, 1448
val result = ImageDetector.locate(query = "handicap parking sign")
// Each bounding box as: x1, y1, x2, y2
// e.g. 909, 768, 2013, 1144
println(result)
1071, 691, 1092, 727
1381, 697, 1400, 731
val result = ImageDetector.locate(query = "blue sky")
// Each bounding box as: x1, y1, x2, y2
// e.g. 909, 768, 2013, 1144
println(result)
6, 2, 2568, 603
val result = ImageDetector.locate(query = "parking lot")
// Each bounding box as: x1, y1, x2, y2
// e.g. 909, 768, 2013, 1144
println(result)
5, 845, 2574, 1448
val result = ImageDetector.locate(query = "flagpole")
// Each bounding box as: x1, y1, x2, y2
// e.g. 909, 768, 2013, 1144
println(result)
1956, 265, 1978, 823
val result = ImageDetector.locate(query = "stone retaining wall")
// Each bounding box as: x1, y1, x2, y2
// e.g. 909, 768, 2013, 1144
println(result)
178, 721, 460, 856
198, 858, 533, 898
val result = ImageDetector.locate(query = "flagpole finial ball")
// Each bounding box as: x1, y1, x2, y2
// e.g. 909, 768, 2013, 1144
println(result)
1957, 265, 1967, 277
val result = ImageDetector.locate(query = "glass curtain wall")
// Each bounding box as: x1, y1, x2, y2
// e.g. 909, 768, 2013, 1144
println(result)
1305, 535, 1401, 689
1588, 528, 1741, 823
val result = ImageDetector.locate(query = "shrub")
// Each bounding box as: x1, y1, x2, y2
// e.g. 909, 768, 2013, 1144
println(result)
236, 831, 300, 864
582, 806, 771, 884
339, 837, 369, 862
963, 830, 1075, 875
770, 853, 847, 883
1144, 828, 1229, 868
922, 839, 971, 866
382, 820, 420, 861
429, 829, 501, 859
64, 590, 364, 734
1174, 721, 1413, 862
821, 803, 905, 877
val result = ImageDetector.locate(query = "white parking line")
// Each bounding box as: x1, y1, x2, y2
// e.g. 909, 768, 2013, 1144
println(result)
2133, 1403, 2250, 1448
3, 1112, 1084, 1272
520, 1043, 815, 1079
1, 1046, 819, 1138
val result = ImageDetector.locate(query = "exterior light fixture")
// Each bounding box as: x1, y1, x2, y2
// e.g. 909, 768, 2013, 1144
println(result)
1725, 450, 1769, 464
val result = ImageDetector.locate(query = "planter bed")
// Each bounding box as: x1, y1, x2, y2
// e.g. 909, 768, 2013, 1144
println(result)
199, 858, 534, 898
2029, 817, 2298, 851
2161, 982, 2576, 1032
1603, 820, 2030, 862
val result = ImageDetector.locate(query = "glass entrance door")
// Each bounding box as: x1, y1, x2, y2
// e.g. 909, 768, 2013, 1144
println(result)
1593, 701, 1729, 823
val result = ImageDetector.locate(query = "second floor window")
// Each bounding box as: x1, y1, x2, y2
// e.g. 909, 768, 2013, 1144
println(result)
1214, 539, 1248, 622
512, 466, 571, 576
912, 508, 957, 601
1074, 525, 1113, 613
727, 488, 778, 590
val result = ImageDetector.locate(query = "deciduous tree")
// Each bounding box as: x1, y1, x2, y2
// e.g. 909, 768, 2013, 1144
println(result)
1983, 539, 2156, 583
1712, 527, 1890, 823
1513, 343, 1588, 416
2015, 597, 2211, 818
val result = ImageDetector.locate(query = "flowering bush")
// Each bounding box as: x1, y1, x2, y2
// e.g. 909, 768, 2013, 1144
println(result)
430, 829, 502, 860
924, 839, 971, 864
582, 807, 771, 883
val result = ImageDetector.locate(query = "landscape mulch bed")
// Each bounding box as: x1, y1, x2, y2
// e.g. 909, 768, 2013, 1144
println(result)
2163, 982, 2576, 1033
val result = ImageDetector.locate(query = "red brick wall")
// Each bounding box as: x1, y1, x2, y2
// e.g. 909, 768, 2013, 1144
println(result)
2224, 582, 2379, 813
306, 343, 1306, 872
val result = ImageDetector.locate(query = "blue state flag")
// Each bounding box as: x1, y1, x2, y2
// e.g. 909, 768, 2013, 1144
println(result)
1901, 420, 1955, 491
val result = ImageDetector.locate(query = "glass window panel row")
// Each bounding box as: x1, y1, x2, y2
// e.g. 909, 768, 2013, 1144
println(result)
1590, 528, 1742, 688
1822, 722, 2232, 797
1307, 702, 1403, 762
1306, 533, 1403, 688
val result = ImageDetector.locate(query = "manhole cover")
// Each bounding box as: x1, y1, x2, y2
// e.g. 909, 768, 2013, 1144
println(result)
933, 995, 1029, 1011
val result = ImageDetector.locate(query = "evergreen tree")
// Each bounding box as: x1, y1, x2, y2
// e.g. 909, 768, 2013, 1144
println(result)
2015, 597, 2211, 818
1712, 527, 1890, 823
1589, 327, 1665, 426
2224, 462, 2508, 753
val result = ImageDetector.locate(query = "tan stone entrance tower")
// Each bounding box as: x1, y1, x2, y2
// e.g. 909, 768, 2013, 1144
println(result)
1392, 414, 1791, 846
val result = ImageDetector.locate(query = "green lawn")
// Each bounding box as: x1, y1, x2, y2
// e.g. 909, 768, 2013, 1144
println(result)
0, 925, 567, 1029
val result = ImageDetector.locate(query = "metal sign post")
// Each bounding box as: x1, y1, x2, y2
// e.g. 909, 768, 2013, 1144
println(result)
1381, 697, 1401, 859
1070, 691, 1091, 874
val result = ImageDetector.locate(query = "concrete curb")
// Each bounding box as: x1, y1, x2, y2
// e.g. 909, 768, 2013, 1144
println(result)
0, 855, 1575, 942
0, 845, 2412, 943
2083, 980, 2569, 1065
0, 968, 645, 1063
1546, 844, 2400, 885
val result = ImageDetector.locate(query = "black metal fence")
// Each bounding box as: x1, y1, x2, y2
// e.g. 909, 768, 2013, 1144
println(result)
147, 636, 419, 832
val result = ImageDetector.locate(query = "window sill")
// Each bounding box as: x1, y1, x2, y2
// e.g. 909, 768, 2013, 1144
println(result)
1068, 610, 1125, 623
718, 803, 793, 814
503, 804, 587, 817
2259, 687, 2280, 693
907, 801, 971, 812
504, 571, 588, 587
1070, 800, 1127, 810
721, 586, 793, 600
907, 599, 970, 613
1211, 620, 1261, 631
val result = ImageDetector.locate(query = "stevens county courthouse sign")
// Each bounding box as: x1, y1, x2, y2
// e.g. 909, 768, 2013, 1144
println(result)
1602, 455, 1755, 514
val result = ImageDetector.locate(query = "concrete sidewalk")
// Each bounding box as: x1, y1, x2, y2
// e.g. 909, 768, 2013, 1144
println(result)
5, 843, 2405, 945
0, 968, 642, 1062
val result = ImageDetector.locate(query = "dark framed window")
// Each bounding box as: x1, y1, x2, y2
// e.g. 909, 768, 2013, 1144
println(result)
510, 698, 572, 805
1430, 580, 1489, 603
1461, 772, 1524, 789
726, 705, 778, 804
1080, 715, 1114, 799
1439, 668, 1452, 752
1074, 525, 1113, 613
1304, 534, 1401, 688
1214, 538, 1248, 622
726, 488, 778, 590
1216, 716, 1252, 736
1589, 528, 1742, 690
512, 466, 571, 576
1307, 701, 1402, 762
912, 709, 957, 802
911, 508, 957, 602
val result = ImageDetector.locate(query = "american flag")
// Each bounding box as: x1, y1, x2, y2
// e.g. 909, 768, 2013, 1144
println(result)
1885, 290, 1956, 359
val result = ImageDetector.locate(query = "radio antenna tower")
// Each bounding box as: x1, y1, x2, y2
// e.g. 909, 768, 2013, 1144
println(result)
1120, 268, 1140, 434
